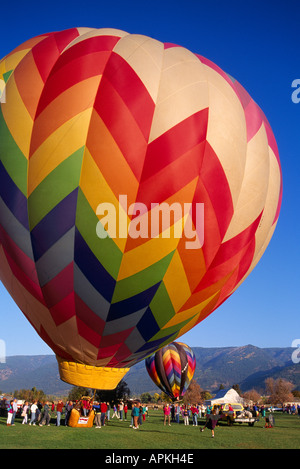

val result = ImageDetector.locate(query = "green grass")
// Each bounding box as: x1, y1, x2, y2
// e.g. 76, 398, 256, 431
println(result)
0, 412, 299, 450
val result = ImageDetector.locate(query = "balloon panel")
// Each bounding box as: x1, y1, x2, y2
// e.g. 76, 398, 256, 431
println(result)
0, 28, 282, 384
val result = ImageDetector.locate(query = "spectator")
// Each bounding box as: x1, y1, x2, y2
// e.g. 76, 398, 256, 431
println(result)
56, 400, 64, 427
112, 404, 119, 419
119, 401, 124, 421
138, 404, 143, 426
106, 402, 110, 421
65, 401, 73, 426
29, 401, 38, 425
163, 404, 171, 426
6, 400, 14, 426
175, 404, 180, 423
82, 397, 90, 416
124, 403, 128, 420
191, 405, 199, 426
39, 401, 51, 426
11, 398, 18, 426
21, 401, 29, 424
132, 403, 140, 429
93, 402, 101, 428
100, 401, 108, 427
183, 406, 189, 425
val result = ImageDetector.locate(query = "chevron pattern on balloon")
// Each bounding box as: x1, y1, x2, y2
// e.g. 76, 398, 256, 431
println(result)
0, 28, 282, 377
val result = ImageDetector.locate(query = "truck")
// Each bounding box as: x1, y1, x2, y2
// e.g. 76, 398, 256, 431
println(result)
212, 403, 260, 426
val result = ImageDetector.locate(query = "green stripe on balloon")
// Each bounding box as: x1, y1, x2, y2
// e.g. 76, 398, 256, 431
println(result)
27, 146, 84, 230
0, 108, 27, 195
111, 250, 175, 303
75, 187, 123, 280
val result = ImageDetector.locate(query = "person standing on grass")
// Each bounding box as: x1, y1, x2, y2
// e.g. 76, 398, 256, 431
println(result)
65, 401, 73, 426
6, 400, 14, 426
106, 402, 110, 421
56, 400, 64, 427
163, 404, 171, 426
93, 402, 101, 428
100, 401, 108, 427
21, 402, 29, 424
183, 407, 189, 425
11, 399, 18, 426
119, 401, 124, 421
39, 401, 51, 426
132, 403, 140, 429
29, 401, 38, 425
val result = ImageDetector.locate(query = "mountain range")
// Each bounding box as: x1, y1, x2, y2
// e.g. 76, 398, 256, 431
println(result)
0, 345, 299, 397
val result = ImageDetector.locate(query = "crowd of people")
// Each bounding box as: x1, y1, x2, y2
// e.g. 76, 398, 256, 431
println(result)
1, 396, 300, 429
0, 396, 149, 428
162, 403, 206, 426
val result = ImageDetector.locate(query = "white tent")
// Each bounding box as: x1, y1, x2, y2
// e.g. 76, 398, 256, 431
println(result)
204, 388, 244, 406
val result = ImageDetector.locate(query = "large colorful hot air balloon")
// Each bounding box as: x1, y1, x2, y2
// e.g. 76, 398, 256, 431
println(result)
145, 342, 196, 400
0, 28, 282, 389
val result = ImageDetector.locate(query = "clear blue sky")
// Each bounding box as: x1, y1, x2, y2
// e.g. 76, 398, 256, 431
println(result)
0, 0, 299, 356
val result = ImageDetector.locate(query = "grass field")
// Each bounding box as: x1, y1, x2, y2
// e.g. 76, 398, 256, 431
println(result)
0, 411, 299, 450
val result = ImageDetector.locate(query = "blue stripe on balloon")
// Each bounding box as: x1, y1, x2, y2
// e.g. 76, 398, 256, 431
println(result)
0, 161, 29, 230
74, 227, 116, 302
30, 188, 78, 261
137, 307, 160, 341
106, 282, 161, 321
136, 333, 175, 353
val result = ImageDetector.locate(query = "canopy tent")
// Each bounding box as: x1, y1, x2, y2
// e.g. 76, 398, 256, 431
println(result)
204, 388, 244, 406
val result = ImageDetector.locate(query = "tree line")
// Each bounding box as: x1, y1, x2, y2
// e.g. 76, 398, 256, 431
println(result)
4, 377, 299, 406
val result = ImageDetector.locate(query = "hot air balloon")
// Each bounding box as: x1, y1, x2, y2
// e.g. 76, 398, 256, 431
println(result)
0, 28, 282, 390
145, 342, 196, 400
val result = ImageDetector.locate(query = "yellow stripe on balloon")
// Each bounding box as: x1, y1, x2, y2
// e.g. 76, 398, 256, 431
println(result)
162, 290, 219, 330
117, 226, 181, 281
3, 48, 32, 74
28, 108, 93, 195
86, 109, 139, 203
80, 147, 130, 252
2, 73, 33, 158
163, 250, 191, 313
30, 76, 102, 153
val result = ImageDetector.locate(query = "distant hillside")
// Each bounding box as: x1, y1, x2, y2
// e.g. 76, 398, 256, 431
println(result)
0, 345, 299, 397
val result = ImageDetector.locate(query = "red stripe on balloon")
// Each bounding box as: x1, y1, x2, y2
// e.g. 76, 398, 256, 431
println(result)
35, 51, 112, 118
1, 246, 45, 306
49, 291, 76, 326
0, 225, 39, 284
32, 29, 79, 83
74, 293, 105, 336
41, 262, 74, 308
141, 108, 208, 183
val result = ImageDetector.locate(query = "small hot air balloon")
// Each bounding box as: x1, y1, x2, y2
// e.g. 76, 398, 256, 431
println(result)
0, 28, 282, 390
145, 342, 196, 400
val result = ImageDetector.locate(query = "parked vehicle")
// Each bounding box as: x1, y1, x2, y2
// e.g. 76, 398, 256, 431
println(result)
212, 403, 259, 426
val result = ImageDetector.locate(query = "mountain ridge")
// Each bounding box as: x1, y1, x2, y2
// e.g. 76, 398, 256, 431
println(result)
0, 345, 299, 396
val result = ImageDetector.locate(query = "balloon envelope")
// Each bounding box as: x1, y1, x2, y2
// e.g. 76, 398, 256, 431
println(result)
0, 28, 282, 389
145, 342, 196, 400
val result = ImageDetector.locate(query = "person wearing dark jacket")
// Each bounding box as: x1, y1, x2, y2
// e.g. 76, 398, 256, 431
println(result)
200, 409, 223, 438
39, 401, 51, 426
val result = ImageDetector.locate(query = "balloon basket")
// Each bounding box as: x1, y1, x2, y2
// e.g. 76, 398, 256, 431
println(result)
68, 409, 95, 428
56, 356, 129, 389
